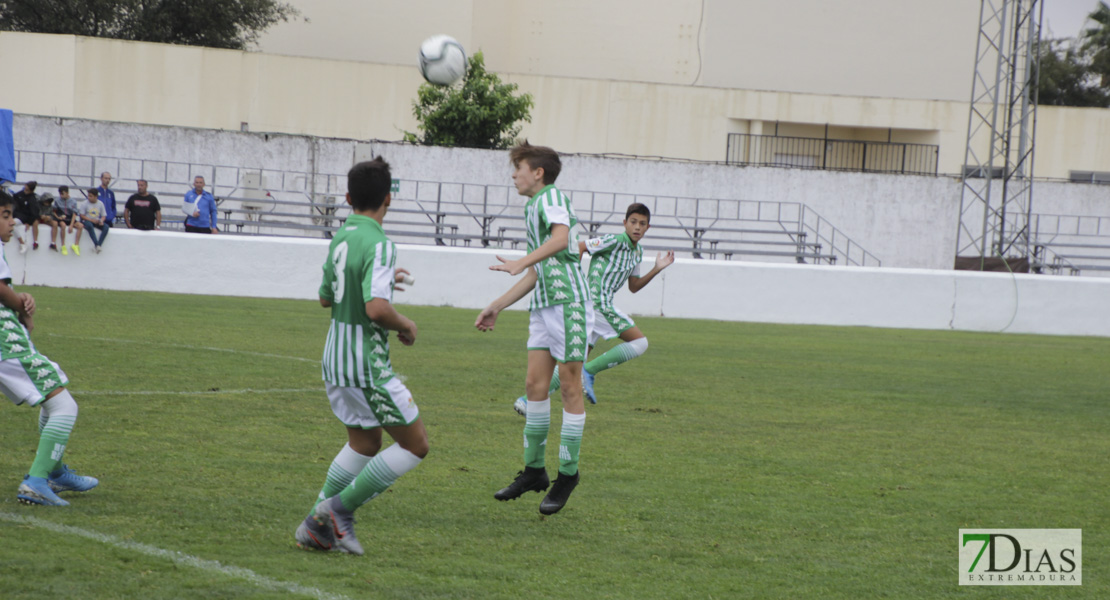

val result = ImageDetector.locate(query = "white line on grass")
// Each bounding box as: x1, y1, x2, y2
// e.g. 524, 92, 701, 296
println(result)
45, 333, 318, 363
0, 511, 352, 600
75, 388, 319, 397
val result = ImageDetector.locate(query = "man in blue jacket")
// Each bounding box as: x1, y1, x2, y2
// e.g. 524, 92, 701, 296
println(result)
97, 172, 117, 226
183, 176, 218, 234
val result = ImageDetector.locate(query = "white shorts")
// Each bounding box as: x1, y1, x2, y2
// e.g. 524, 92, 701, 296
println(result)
0, 354, 68, 407
527, 302, 595, 363
326, 377, 419, 429
589, 304, 635, 346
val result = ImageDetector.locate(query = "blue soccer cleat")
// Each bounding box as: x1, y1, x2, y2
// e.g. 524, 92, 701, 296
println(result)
47, 464, 99, 493
582, 371, 597, 404
17, 475, 70, 506
513, 395, 527, 417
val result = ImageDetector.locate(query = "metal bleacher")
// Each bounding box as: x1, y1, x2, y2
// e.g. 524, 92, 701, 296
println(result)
1030, 213, 1110, 276
8, 149, 881, 267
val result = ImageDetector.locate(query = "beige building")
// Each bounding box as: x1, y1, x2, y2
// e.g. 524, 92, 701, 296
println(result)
259, 0, 979, 102
0, 0, 1107, 179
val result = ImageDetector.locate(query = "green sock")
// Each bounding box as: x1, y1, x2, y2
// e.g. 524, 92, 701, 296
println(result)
339, 455, 398, 511
312, 444, 371, 513
547, 367, 561, 395
523, 399, 550, 469
585, 340, 645, 375
30, 414, 75, 478
559, 411, 585, 476
338, 445, 422, 510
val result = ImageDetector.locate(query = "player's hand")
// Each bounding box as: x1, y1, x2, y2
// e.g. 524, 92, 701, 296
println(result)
397, 320, 417, 346
475, 306, 499, 331
656, 251, 675, 270
394, 268, 411, 291
18, 293, 35, 317
490, 255, 526, 276
192, 211, 200, 218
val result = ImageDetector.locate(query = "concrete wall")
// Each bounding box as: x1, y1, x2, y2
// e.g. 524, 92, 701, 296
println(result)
2, 32, 1109, 178
10, 115, 1110, 271
12, 229, 1110, 338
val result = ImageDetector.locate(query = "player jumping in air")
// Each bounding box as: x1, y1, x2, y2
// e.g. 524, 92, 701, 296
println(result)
513, 202, 674, 414
476, 141, 593, 515
0, 189, 99, 507
295, 157, 428, 555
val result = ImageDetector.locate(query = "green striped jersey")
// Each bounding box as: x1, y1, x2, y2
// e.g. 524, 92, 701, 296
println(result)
318, 214, 398, 387
584, 232, 642, 308
0, 246, 35, 360
524, 185, 590, 310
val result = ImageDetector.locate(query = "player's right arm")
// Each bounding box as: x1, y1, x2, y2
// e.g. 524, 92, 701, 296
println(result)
475, 267, 537, 332
318, 255, 336, 308
490, 224, 570, 276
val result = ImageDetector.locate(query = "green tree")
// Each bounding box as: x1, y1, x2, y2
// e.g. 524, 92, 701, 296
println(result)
1036, 38, 1110, 107
1081, 1, 1110, 90
404, 51, 534, 149
0, 0, 299, 50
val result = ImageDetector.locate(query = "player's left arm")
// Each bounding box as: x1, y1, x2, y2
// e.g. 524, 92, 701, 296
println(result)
366, 298, 417, 345
393, 267, 412, 291
0, 284, 35, 332
627, 251, 675, 293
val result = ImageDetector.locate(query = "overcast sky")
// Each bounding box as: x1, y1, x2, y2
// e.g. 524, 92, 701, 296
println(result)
1042, 0, 1103, 38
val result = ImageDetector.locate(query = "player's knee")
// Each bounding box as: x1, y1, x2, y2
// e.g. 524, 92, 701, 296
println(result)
629, 337, 649, 356
403, 437, 429, 459
42, 388, 78, 418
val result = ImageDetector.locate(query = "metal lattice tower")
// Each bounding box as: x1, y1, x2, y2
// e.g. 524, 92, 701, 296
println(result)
955, 0, 1043, 271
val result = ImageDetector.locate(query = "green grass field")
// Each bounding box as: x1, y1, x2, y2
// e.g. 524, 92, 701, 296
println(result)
0, 286, 1106, 599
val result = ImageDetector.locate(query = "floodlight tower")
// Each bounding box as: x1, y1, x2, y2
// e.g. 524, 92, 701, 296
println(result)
954, 0, 1044, 271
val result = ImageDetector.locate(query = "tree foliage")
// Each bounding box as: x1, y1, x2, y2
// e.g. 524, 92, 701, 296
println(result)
404, 51, 534, 150
1037, 38, 1110, 107
0, 0, 299, 50
1036, 1, 1110, 107
1081, 1, 1110, 90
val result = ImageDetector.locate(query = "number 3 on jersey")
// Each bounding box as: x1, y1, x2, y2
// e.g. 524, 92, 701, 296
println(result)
331, 241, 349, 303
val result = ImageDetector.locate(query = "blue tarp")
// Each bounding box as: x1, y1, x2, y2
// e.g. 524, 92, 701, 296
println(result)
0, 110, 14, 184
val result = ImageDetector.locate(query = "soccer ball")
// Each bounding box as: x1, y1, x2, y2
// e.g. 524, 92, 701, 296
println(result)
418, 35, 467, 86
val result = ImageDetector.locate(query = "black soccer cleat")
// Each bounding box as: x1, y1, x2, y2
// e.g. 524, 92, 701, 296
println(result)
494, 466, 549, 501
538, 470, 579, 515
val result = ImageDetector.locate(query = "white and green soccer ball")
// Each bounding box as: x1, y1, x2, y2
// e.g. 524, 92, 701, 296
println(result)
418, 35, 467, 86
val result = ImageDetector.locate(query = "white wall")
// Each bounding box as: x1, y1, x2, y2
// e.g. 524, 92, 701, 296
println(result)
12, 115, 1110, 272
13, 229, 1110, 338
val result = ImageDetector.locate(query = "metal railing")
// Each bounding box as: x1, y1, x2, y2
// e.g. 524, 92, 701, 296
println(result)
726, 133, 939, 176
9, 148, 881, 266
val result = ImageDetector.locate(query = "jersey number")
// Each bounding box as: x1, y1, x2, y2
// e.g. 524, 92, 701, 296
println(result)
331, 241, 349, 303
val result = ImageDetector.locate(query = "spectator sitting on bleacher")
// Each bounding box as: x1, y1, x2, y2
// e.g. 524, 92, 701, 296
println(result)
183, 176, 218, 234
53, 186, 83, 256
12, 181, 40, 253
97, 172, 118, 227
37, 192, 60, 252
125, 179, 161, 231
79, 189, 110, 254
